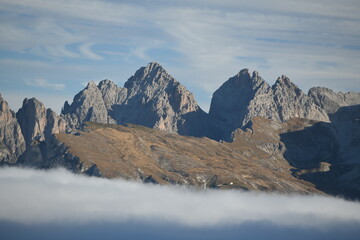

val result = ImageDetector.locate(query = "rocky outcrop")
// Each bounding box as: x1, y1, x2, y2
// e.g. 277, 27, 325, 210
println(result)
1, 63, 360, 198
61, 81, 109, 131
16, 98, 66, 146
0, 94, 25, 164
308, 87, 360, 114
209, 69, 329, 136
14, 98, 67, 168
62, 62, 212, 137
117, 62, 206, 134
272, 76, 329, 122
278, 105, 360, 199
209, 69, 277, 131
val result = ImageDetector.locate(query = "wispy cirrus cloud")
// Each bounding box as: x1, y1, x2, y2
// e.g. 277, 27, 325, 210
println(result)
79, 43, 103, 60
0, 0, 359, 112
25, 78, 65, 90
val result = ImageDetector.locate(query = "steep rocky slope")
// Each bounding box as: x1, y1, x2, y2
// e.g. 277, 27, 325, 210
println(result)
209, 69, 329, 137
309, 87, 360, 114
62, 62, 213, 138
15, 98, 66, 167
0, 94, 25, 164
1, 63, 359, 198
17, 98, 66, 146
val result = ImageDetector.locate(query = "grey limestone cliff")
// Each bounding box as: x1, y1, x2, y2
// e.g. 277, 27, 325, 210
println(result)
0, 94, 25, 164
62, 62, 211, 137
118, 62, 202, 133
272, 76, 329, 122
16, 98, 66, 146
209, 69, 329, 135
308, 87, 360, 114
61, 81, 109, 131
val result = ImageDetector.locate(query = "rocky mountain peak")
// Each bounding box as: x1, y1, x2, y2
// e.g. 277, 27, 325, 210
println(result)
308, 87, 360, 114
272, 75, 303, 99
59, 62, 207, 136
144, 62, 163, 74
98, 79, 116, 89
237, 68, 251, 77
61, 79, 109, 127
210, 69, 330, 135
86, 81, 98, 89
209, 68, 272, 132
16, 98, 66, 146
117, 62, 203, 134
274, 75, 295, 87
125, 62, 176, 90
0, 94, 26, 164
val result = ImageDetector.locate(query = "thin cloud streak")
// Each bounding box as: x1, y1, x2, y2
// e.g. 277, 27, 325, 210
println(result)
25, 78, 65, 90
0, 0, 359, 111
79, 43, 103, 60
0, 167, 359, 228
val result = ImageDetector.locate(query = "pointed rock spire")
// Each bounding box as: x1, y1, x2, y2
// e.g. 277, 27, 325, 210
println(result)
209, 68, 273, 131
125, 62, 177, 93
210, 69, 330, 136
16, 98, 66, 146
0, 94, 25, 163
61, 62, 207, 136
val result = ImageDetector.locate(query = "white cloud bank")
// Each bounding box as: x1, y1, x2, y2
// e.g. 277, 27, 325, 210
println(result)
0, 167, 359, 229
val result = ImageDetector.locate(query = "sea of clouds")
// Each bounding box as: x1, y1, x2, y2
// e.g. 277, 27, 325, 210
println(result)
0, 167, 359, 239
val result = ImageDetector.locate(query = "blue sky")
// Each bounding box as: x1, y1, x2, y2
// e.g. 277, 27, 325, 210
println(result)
0, 0, 359, 113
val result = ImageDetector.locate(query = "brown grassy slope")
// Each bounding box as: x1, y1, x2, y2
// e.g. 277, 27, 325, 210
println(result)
56, 119, 322, 194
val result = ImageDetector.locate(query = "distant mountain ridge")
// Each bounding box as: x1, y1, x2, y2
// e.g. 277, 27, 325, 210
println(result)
1, 62, 360, 198
209, 69, 330, 135
61, 62, 210, 137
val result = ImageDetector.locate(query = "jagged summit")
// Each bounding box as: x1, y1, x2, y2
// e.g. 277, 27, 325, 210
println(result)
209, 69, 329, 132
209, 68, 272, 130
308, 86, 360, 114
60, 62, 206, 135
274, 75, 296, 88
0, 94, 25, 164
125, 62, 178, 90
1, 64, 360, 198
17, 98, 65, 146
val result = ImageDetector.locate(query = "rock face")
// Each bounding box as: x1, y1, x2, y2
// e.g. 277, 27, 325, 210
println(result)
209, 69, 329, 136
16, 98, 66, 146
62, 62, 210, 137
1, 62, 360, 198
0, 94, 25, 164
279, 105, 360, 199
308, 87, 360, 114
272, 76, 329, 122
61, 81, 109, 131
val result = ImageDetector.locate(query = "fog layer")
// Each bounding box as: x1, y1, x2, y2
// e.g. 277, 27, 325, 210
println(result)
0, 167, 359, 229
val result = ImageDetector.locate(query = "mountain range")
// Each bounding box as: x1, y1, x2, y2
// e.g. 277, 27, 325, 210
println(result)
1, 62, 360, 198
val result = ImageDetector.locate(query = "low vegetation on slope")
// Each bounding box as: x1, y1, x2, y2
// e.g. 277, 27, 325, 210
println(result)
56, 121, 320, 195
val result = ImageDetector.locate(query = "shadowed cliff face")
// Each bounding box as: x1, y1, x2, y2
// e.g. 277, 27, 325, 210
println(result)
279, 105, 360, 199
